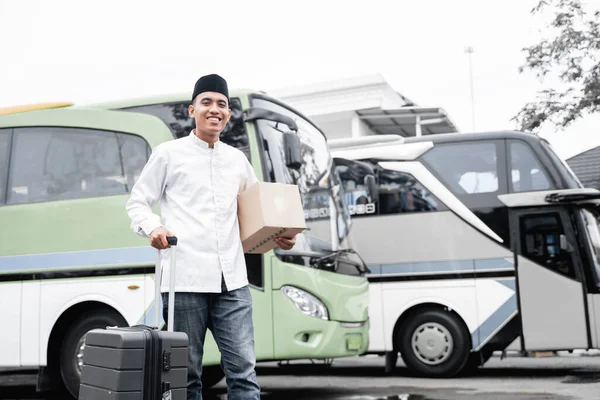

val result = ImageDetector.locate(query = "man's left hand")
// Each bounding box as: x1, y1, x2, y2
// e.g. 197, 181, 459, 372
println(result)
274, 235, 296, 251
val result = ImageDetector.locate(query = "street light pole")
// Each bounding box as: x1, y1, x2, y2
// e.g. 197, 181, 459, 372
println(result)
464, 46, 476, 132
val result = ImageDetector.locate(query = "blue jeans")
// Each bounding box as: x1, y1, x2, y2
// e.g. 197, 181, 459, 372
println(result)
162, 286, 260, 400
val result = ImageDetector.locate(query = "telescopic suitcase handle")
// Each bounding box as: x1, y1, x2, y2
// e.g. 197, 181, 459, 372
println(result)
155, 236, 178, 332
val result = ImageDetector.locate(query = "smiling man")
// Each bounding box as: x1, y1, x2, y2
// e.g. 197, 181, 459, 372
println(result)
126, 74, 296, 400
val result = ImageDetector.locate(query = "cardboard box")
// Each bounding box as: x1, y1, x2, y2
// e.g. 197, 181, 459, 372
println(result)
238, 182, 306, 253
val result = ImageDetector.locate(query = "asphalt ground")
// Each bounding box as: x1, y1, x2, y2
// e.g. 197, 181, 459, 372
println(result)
3, 354, 600, 399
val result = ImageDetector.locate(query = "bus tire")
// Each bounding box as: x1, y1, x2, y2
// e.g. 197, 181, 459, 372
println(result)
202, 365, 225, 388
398, 309, 470, 378
59, 310, 126, 398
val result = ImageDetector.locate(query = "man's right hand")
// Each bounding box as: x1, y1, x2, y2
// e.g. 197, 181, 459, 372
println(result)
150, 226, 175, 250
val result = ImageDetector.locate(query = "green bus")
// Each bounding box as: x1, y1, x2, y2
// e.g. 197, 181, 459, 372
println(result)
0, 91, 370, 398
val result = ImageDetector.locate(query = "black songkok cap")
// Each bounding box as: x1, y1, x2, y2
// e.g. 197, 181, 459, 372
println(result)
192, 74, 229, 104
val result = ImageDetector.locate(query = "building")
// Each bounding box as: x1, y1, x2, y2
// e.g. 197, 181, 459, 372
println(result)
567, 145, 600, 190
268, 73, 458, 140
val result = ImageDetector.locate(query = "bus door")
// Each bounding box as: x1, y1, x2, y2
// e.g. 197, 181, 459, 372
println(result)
511, 207, 591, 350
574, 205, 600, 349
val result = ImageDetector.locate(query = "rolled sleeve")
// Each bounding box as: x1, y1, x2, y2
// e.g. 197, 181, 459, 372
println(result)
240, 155, 259, 194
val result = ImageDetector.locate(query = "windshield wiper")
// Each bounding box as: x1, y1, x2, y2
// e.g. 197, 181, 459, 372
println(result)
545, 189, 600, 203
310, 249, 371, 275
309, 249, 345, 265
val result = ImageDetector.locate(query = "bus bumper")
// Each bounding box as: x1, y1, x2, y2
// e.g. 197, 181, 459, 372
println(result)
272, 289, 369, 359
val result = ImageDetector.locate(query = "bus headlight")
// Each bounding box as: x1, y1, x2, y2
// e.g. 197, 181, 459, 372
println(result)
281, 285, 329, 320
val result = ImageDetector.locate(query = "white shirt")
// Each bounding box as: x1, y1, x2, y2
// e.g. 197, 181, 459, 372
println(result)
126, 131, 258, 293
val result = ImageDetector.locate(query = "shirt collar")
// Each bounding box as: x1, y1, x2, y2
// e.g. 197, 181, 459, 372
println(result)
190, 130, 221, 150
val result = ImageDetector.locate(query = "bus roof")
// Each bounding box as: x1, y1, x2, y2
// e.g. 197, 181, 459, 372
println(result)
78, 89, 260, 110
332, 141, 433, 161
0, 90, 329, 143
331, 131, 549, 161
328, 134, 405, 150
330, 131, 545, 161
0, 102, 73, 115
403, 130, 545, 145
331, 131, 545, 150
76, 90, 330, 143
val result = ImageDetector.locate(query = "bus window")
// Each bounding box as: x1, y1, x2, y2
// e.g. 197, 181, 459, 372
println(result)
123, 102, 194, 139
509, 140, 552, 192
251, 97, 350, 248
342, 175, 371, 210
122, 98, 250, 159
6, 128, 150, 205
7, 128, 129, 205
520, 213, 576, 280
335, 160, 377, 217
378, 169, 446, 215
118, 133, 152, 191
337, 162, 446, 217
0, 129, 10, 205
420, 141, 502, 196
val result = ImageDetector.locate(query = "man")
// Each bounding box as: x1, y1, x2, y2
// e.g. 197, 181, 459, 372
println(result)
126, 73, 296, 400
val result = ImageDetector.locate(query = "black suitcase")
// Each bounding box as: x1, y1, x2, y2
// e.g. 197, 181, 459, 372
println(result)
79, 236, 189, 400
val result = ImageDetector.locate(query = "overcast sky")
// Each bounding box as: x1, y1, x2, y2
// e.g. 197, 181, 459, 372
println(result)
2, 0, 599, 159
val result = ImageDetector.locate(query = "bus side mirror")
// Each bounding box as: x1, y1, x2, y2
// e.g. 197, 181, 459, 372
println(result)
560, 234, 573, 253
365, 174, 378, 200
284, 132, 302, 171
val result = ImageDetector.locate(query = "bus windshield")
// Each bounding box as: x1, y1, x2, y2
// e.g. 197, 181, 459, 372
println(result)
580, 207, 600, 287
541, 139, 583, 189
335, 162, 377, 217
120, 96, 352, 257
250, 96, 351, 256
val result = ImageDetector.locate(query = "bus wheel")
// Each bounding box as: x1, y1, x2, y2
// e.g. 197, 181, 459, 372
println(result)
398, 309, 470, 378
59, 310, 126, 398
202, 366, 225, 388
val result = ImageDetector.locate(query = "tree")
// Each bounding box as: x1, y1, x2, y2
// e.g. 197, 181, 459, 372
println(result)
514, 0, 600, 133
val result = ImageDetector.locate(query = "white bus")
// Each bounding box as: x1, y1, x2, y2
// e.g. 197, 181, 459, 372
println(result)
331, 131, 600, 377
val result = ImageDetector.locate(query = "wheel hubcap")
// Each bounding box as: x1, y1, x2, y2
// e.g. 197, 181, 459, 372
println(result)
75, 334, 87, 375
411, 322, 454, 365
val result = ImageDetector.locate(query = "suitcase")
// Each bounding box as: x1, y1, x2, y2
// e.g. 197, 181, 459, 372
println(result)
79, 236, 189, 400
